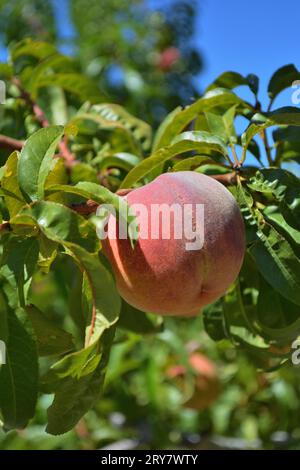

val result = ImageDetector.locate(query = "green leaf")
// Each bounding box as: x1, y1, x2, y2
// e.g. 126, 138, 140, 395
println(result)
46, 86, 69, 126
205, 71, 248, 92
34, 73, 102, 103
241, 121, 269, 162
18, 126, 64, 201
237, 183, 300, 305
1, 151, 27, 217
263, 206, 300, 252
44, 157, 68, 204
66, 245, 121, 343
205, 105, 237, 144
256, 277, 300, 343
97, 152, 141, 172
203, 303, 226, 341
0, 236, 39, 307
171, 131, 228, 153
172, 155, 214, 171
10, 39, 57, 62
1, 237, 39, 281
14, 216, 120, 434
152, 106, 182, 151
37, 232, 58, 273
220, 284, 285, 369
68, 269, 85, 337
206, 71, 259, 96
70, 163, 98, 184
273, 126, 300, 164
43, 246, 120, 434
25, 304, 74, 357
0, 291, 9, 343
118, 300, 163, 334
0, 307, 38, 430
73, 103, 152, 152
195, 163, 231, 175
266, 107, 300, 125
13, 201, 99, 253
268, 64, 300, 101
150, 88, 244, 150
94, 104, 152, 150
246, 74, 259, 96
46, 182, 136, 246
222, 282, 269, 350
44, 327, 115, 435
249, 219, 300, 306
120, 131, 228, 188
27, 54, 76, 97
247, 169, 300, 230
0, 63, 13, 79
241, 108, 300, 162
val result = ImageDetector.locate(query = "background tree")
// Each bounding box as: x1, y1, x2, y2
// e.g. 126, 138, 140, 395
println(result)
0, 0, 56, 43
0, 0, 203, 125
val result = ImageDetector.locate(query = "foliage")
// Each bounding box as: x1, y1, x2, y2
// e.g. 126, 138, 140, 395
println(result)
0, 40, 299, 446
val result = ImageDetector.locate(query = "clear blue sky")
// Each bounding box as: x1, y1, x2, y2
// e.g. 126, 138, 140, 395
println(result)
197, 0, 299, 110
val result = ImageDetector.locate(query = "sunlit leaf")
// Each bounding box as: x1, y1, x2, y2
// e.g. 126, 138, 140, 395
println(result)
121, 131, 228, 188
0, 306, 38, 430
18, 126, 64, 201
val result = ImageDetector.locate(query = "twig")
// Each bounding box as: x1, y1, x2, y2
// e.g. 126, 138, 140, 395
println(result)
12, 77, 50, 127
59, 136, 78, 169
0, 134, 24, 150
230, 144, 241, 168
267, 99, 273, 112
209, 172, 237, 186
12, 77, 78, 167
260, 129, 273, 166
70, 199, 99, 215
115, 188, 134, 196
0, 222, 11, 232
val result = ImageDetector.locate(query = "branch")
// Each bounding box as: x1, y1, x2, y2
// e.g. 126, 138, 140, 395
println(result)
70, 199, 99, 215
0, 134, 24, 150
209, 172, 237, 185
58, 136, 78, 169
12, 77, 50, 127
12, 77, 78, 167
230, 144, 241, 168
0, 222, 11, 233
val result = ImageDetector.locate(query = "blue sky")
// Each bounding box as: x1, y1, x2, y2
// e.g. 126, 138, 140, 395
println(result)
198, 0, 299, 109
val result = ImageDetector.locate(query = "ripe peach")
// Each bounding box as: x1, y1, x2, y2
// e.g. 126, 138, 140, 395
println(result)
185, 352, 220, 410
167, 353, 220, 411
157, 47, 180, 71
102, 171, 245, 316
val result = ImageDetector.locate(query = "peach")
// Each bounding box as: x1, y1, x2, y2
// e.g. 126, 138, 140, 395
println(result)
167, 352, 220, 410
102, 171, 245, 316
157, 47, 180, 71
